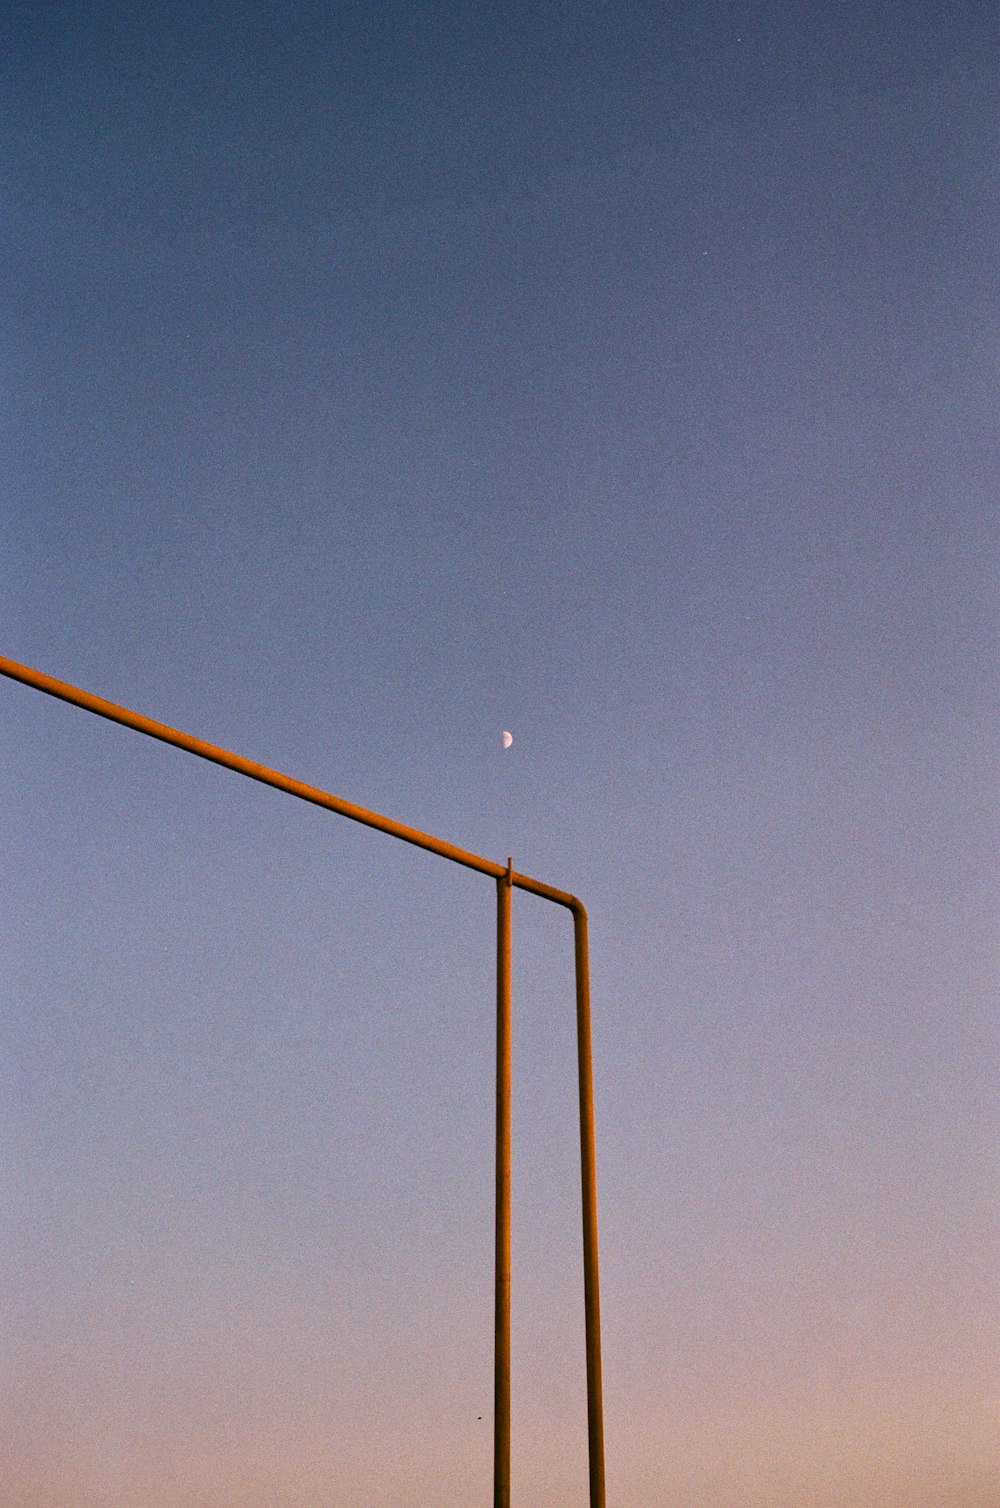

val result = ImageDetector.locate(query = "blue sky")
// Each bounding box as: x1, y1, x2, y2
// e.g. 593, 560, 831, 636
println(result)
4, 3, 998, 1503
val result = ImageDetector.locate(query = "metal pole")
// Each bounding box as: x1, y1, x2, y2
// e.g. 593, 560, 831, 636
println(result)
493, 859, 513, 1507
0, 655, 502, 881
0, 655, 606, 1501
573, 901, 606, 1508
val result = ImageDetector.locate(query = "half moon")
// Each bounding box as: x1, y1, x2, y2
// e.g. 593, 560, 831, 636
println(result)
502, 730, 513, 749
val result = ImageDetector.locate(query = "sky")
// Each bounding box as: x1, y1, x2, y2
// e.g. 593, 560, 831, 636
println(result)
3, 1, 998, 1503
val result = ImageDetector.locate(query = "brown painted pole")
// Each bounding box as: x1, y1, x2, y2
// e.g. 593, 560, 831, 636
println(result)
0, 655, 503, 881
573, 901, 606, 1508
0, 654, 606, 1503
494, 859, 513, 1507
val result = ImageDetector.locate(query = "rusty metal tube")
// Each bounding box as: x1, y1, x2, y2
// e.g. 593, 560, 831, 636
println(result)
572, 900, 605, 1507
494, 860, 513, 1507
0, 652, 606, 1505
0, 655, 503, 880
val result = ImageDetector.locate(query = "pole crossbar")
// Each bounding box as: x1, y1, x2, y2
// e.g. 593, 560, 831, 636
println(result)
0, 656, 579, 908
0, 652, 605, 1507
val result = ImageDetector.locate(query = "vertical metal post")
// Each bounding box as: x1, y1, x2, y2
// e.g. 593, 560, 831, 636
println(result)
573, 901, 605, 1508
493, 859, 513, 1508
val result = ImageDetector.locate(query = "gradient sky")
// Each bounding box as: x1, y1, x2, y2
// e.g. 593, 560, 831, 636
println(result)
4, 2, 998, 1504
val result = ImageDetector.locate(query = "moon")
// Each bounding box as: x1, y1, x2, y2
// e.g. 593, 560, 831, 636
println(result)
502, 730, 513, 749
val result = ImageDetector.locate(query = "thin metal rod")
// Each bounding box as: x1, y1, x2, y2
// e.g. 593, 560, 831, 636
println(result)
0, 653, 606, 1502
0, 649, 583, 909
493, 859, 513, 1508
573, 902, 606, 1508
0, 655, 502, 880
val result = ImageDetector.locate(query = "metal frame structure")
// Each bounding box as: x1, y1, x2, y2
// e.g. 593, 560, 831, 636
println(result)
1, 653, 605, 1508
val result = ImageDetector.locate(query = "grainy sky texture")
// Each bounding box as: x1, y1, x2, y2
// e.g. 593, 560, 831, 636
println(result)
4, 2, 999, 1504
